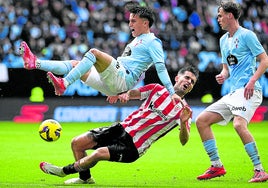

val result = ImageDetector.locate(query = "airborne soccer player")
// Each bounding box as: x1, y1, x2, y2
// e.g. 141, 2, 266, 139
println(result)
19, 2, 181, 104
39, 66, 199, 185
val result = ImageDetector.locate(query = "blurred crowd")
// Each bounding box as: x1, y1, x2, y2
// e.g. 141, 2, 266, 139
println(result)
0, 0, 268, 72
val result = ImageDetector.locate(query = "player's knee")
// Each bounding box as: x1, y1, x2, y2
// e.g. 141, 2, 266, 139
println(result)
89, 48, 99, 56
233, 122, 247, 133
195, 114, 207, 129
71, 60, 79, 67
71, 136, 80, 150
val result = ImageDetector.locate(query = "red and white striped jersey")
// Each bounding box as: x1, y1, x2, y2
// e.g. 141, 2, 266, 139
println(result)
121, 84, 191, 156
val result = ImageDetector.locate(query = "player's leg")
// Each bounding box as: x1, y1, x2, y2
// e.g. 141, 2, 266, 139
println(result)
196, 110, 226, 180
40, 132, 100, 184
47, 48, 114, 96
19, 41, 73, 75
63, 132, 98, 184
63, 147, 109, 184
81, 66, 118, 96
63, 48, 113, 84
81, 59, 131, 96
233, 116, 268, 182
232, 90, 268, 183
36, 60, 73, 75
40, 147, 106, 184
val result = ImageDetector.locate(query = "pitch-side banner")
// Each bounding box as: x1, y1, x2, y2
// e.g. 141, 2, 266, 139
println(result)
0, 98, 267, 123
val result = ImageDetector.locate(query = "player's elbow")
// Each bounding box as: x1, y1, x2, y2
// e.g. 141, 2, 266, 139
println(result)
180, 136, 189, 146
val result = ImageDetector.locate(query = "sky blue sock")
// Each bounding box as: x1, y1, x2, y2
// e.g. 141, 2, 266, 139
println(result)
37, 60, 73, 75
245, 142, 261, 166
64, 51, 96, 86
203, 139, 220, 161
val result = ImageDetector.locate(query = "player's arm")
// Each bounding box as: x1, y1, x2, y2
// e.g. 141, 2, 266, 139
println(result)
149, 39, 176, 97
127, 89, 142, 100
154, 62, 182, 104
215, 63, 229, 84
117, 89, 141, 103
244, 52, 268, 99
108, 84, 155, 104
154, 62, 175, 95
179, 106, 192, 146
107, 90, 140, 104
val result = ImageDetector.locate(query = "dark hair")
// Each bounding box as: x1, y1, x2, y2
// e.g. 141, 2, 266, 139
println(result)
218, 1, 241, 19
125, 3, 155, 27
178, 66, 199, 80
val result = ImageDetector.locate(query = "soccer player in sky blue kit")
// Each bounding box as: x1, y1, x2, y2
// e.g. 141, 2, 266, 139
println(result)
196, 1, 268, 183
19, 2, 181, 103
39, 66, 198, 185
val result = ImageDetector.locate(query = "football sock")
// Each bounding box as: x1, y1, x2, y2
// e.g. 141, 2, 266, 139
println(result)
73, 160, 88, 172
62, 163, 77, 174
62, 162, 92, 179
64, 51, 96, 86
245, 142, 263, 170
203, 139, 222, 167
211, 160, 223, 167
37, 60, 73, 75
79, 170, 91, 181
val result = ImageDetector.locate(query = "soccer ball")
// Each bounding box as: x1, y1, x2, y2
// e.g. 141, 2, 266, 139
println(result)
39, 119, 62, 142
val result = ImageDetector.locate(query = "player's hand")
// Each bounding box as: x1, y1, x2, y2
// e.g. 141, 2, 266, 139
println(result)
244, 80, 255, 100
118, 93, 130, 103
171, 93, 182, 105
215, 74, 225, 84
106, 96, 119, 104
180, 106, 192, 123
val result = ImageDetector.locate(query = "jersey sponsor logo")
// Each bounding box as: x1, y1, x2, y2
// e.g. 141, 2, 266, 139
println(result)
148, 101, 168, 120
231, 105, 247, 112
227, 54, 238, 66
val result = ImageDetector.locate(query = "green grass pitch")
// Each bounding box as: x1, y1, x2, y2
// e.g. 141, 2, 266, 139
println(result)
0, 121, 267, 188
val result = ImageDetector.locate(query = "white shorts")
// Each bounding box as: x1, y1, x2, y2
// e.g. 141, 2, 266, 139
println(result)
205, 88, 262, 125
83, 59, 129, 96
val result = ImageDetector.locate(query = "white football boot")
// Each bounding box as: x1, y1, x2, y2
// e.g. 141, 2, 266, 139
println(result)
40, 162, 66, 177
64, 177, 95, 184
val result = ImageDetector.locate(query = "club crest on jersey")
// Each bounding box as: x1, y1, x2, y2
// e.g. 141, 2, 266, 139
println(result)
174, 103, 182, 111
234, 38, 239, 48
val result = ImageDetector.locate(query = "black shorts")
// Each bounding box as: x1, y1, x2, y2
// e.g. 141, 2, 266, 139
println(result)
89, 123, 139, 163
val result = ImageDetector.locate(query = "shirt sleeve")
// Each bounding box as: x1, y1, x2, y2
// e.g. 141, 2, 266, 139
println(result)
148, 38, 175, 95
138, 84, 157, 100
154, 62, 175, 95
245, 30, 265, 56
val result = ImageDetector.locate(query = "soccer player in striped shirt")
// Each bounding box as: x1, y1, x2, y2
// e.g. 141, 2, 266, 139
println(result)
39, 66, 199, 185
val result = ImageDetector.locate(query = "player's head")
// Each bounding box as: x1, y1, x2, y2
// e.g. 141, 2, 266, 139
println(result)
174, 66, 199, 97
177, 66, 199, 81
125, 3, 155, 28
218, 1, 241, 20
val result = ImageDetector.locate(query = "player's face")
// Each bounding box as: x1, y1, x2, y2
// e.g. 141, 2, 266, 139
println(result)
217, 8, 230, 31
174, 71, 197, 96
129, 13, 150, 37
